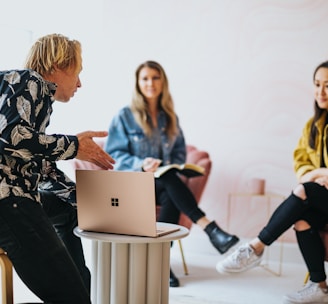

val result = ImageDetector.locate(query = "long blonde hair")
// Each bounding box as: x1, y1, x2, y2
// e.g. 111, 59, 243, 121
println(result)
24, 33, 82, 76
131, 61, 178, 140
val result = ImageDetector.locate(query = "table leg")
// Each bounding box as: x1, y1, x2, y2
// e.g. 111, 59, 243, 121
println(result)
91, 241, 98, 304
111, 243, 129, 303
97, 242, 111, 304
90, 240, 174, 304
129, 243, 147, 304
160, 242, 171, 304
146, 242, 163, 303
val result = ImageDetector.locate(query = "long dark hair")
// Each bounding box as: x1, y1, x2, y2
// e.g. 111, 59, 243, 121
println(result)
309, 61, 328, 148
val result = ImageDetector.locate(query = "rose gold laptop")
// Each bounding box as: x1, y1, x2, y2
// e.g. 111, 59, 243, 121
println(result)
75, 170, 180, 237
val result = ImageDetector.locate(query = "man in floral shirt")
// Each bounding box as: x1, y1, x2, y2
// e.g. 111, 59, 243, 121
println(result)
0, 34, 114, 303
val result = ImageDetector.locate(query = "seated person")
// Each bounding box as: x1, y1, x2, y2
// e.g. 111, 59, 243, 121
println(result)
105, 60, 239, 287
216, 60, 328, 304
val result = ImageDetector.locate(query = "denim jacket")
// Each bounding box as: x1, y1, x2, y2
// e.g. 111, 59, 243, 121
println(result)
105, 106, 186, 171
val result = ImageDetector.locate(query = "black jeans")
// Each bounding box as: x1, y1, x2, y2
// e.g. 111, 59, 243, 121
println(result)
0, 196, 91, 304
155, 170, 206, 224
40, 190, 91, 293
258, 182, 328, 282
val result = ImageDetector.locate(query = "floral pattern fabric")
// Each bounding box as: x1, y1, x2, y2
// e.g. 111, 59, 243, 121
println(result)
0, 69, 78, 204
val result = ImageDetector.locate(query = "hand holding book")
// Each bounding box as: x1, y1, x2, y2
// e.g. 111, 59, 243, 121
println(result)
154, 163, 205, 178
142, 157, 162, 172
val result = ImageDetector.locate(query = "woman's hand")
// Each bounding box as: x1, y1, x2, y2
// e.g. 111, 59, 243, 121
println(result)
300, 168, 328, 183
314, 176, 328, 189
142, 157, 162, 172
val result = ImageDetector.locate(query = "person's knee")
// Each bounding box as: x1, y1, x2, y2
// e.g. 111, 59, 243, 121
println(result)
294, 220, 311, 231
292, 184, 307, 200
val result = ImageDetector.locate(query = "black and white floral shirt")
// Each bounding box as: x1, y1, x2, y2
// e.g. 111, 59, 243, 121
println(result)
0, 69, 78, 204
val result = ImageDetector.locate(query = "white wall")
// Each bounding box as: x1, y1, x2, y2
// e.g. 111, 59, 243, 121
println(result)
2, 0, 328, 241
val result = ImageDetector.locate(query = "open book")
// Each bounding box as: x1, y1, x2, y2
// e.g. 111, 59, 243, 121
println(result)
154, 163, 205, 178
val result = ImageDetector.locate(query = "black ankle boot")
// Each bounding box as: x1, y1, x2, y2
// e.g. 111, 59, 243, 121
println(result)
170, 268, 180, 287
204, 221, 239, 254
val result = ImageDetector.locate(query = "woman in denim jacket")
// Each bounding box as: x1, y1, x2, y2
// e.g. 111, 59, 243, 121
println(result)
105, 60, 239, 287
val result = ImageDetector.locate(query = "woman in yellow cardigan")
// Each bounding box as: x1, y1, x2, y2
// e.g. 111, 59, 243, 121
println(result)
216, 61, 328, 304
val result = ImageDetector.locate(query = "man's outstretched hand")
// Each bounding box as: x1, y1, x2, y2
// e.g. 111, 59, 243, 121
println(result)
76, 131, 115, 170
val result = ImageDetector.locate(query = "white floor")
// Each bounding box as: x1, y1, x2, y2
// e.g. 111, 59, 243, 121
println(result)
8, 226, 310, 304
169, 226, 307, 304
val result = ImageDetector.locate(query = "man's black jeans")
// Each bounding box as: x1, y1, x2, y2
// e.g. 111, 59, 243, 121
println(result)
0, 195, 91, 304
40, 190, 91, 292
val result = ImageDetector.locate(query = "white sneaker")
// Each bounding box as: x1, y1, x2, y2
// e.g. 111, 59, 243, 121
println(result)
216, 243, 262, 273
283, 281, 328, 303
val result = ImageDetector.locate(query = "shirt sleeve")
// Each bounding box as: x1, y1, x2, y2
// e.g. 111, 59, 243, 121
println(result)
293, 119, 319, 180
0, 70, 78, 163
39, 160, 77, 205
